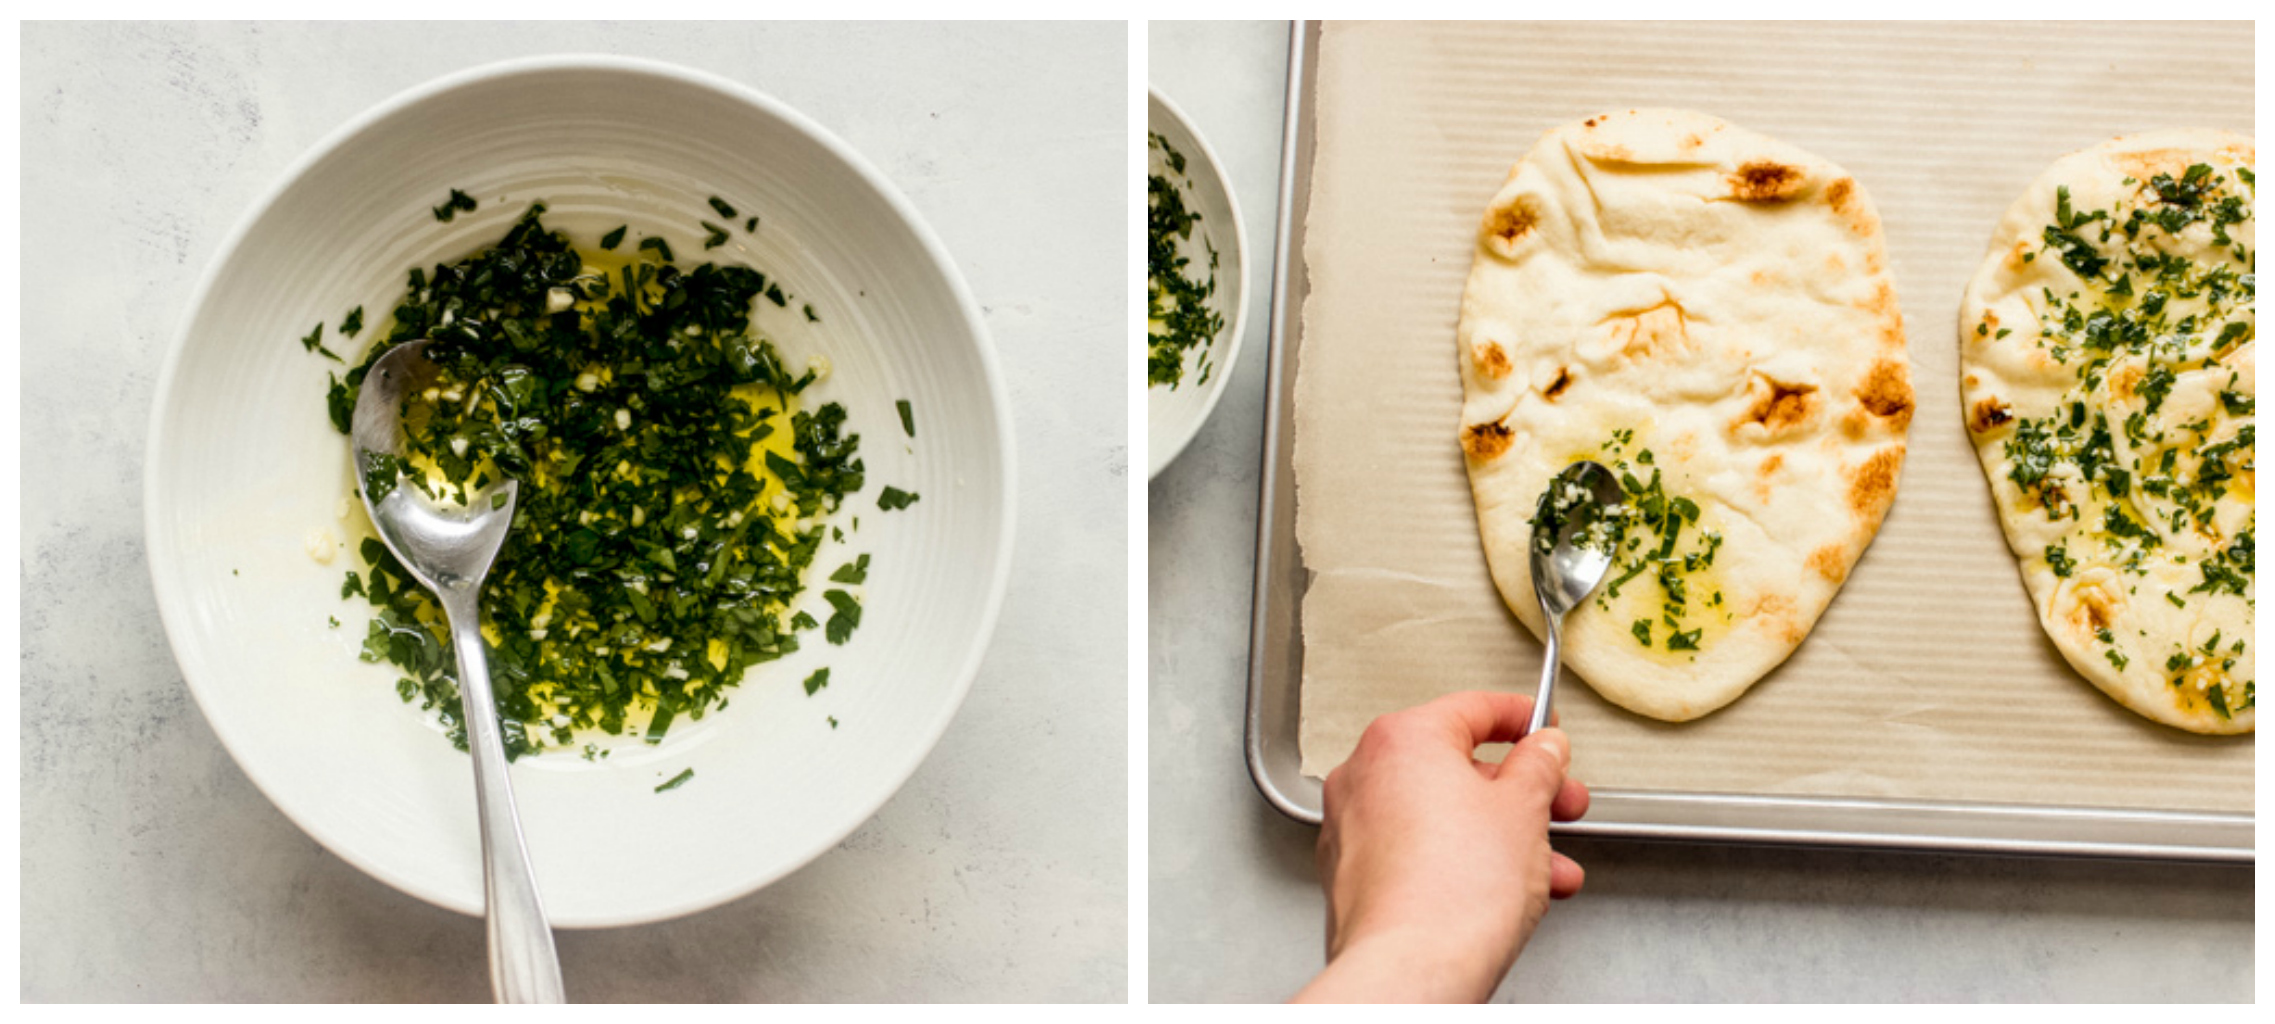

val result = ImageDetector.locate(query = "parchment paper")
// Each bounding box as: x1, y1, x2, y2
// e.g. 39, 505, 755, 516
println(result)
1293, 20, 2253, 814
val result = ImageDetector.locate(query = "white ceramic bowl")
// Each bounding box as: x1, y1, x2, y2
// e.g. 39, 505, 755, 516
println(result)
145, 56, 1014, 927
1146, 88, 1249, 479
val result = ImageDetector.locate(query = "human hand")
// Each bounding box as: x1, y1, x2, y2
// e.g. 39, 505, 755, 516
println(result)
1291, 690, 1589, 1003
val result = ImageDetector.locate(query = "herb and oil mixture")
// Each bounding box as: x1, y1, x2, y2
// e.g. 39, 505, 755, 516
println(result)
307, 195, 917, 760
1527, 469, 1624, 562
1587, 431, 1730, 656
1148, 132, 1224, 390
2001, 162, 2255, 718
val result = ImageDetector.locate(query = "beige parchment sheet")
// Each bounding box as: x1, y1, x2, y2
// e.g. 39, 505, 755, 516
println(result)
1294, 20, 2253, 813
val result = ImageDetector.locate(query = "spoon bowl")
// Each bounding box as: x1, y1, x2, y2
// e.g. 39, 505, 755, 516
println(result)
1525, 460, 1628, 735
352, 339, 563, 1003
352, 341, 520, 591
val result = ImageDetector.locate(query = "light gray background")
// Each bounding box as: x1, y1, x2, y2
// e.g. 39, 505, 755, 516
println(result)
21, 22, 1126, 1002
1146, 20, 2252, 1003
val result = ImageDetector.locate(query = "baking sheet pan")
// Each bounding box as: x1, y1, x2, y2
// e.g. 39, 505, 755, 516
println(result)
1244, 20, 2252, 861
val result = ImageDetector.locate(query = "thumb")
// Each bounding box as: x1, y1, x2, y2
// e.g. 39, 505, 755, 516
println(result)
1496, 726, 1570, 795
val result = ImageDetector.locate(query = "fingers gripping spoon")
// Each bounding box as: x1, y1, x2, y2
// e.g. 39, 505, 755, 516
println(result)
352, 340, 565, 1003
1526, 461, 1629, 737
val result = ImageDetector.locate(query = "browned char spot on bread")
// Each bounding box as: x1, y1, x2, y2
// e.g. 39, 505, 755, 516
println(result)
1542, 366, 1573, 400
1824, 177, 1854, 212
1854, 359, 1914, 429
1846, 447, 1903, 519
1482, 199, 1537, 252
2114, 147, 2202, 187
1728, 160, 1805, 202
1968, 396, 2013, 434
1749, 592, 1808, 647
1463, 420, 1514, 460
1807, 543, 1849, 583
1739, 375, 1819, 433
2063, 581, 2119, 636
1823, 177, 1882, 235
2003, 239, 2034, 271
1858, 278, 1899, 321
1473, 340, 1513, 379
2107, 362, 2143, 401
1609, 298, 1693, 360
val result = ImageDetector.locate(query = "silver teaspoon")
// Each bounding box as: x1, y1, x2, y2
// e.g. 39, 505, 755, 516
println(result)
352, 339, 565, 1004
1526, 460, 1629, 737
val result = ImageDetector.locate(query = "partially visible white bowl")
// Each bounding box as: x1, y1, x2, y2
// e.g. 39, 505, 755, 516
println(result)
145, 56, 1015, 927
1146, 88, 1249, 479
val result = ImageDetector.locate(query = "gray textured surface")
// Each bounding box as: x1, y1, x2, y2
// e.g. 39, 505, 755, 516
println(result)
1144, 19, 2252, 1004
22, 21, 1126, 1002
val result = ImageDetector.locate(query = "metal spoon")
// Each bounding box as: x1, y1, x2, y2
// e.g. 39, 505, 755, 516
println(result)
1526, 460, 1628, 737
352, 340, 565, 1004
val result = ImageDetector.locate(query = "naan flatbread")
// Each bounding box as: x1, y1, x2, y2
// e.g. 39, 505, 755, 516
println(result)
1456, 108, 1912, 721
1959, 130, 2254, 735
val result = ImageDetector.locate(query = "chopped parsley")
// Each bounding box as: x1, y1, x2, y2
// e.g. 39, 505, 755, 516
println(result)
2004, 159, 2255, 720
432, 188, 478, 222
877, 486, 919, 511
1148, 132, 1224, 389
1589, 435, 1728, 653
321, 202, 866, 758
824, 589, 861, 645
301, 322, 342, 362
897, 399, 915, 438
654, 768, 695, 793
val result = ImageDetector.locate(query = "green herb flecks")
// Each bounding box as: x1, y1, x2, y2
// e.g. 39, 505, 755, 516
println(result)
432, 188, 478, 222
327, 203, 866, 759
654, 768, 695, 793
301, 322, 342, 362
877, 486, 919, 511
2003, 158, 2255, 717
1590, 435, 1728, 654
823, 589, 861, 645
1148, 132, 1225, 390
896, 399, 915, 438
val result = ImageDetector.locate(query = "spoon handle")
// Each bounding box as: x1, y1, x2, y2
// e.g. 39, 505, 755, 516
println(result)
1529, 613, 1561, 737
442, 589, 566, 1004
